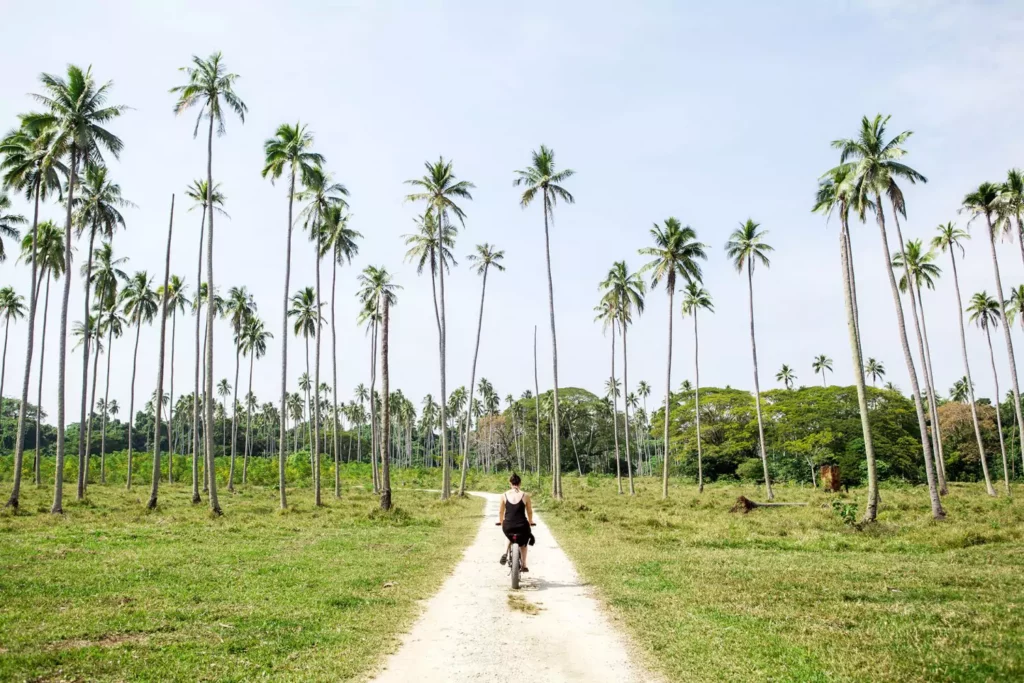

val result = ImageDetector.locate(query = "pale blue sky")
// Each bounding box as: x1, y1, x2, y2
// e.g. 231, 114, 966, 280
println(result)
1, 0, 1023, 422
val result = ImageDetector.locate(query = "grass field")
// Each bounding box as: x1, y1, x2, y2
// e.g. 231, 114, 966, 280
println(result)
538, 478, 1024, 682
0, 479, 481, 682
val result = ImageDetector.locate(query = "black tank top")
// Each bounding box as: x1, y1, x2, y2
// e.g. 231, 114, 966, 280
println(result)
503, 492, 528, 527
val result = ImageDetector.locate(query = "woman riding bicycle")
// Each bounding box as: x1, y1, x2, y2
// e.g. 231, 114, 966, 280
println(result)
498, 473, 535, 572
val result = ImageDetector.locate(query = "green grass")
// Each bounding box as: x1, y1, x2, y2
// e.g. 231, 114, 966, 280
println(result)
539, 478, 1024, 683
0, 480, 481, 682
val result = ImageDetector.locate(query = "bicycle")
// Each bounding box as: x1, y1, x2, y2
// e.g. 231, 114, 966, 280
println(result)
497, 522, 536, 590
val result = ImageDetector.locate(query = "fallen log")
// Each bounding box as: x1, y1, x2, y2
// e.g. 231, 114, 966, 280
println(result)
730, 496, 810, 514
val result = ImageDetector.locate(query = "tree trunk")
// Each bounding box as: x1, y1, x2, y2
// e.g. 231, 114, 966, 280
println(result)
610, 321, 622, 494
277, 168, 296, 511
369, 315, 379, 493
100, 323, 114, 483
839, 219, 878, 520
243, 351, 254, 484
312, 240, 322, 506
694, 309, 704, 493
34, 270, 51, 486
915, 282, 948, 493
203, 115, 221, 516
148, 195, 174, 508
875, 195, 943, 519
661, 278, 674, 498
330, 254, 341, 498
5, 182, 40, 509
747, 261, 774, 501
621, 320, 635, 495
542, 192, 562, 498
983, 328, 1009, 496
125, 321, 142, 489
228, 347, 240, 492
168, 308, 177, 484
379, 297, 392, 510
459, 263, 490, 495
533, 325, 541, 487
76, 230, 97, 500
435, 234, 451, 500
191, 204, 206, 505
85, 334, 100, 485
0, 318, 9, 453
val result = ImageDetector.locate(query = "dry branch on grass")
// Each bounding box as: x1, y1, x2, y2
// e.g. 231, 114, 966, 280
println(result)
730, 496, 810, 514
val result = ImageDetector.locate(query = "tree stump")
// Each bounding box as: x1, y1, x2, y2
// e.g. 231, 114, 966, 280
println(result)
820, 465, 841, 492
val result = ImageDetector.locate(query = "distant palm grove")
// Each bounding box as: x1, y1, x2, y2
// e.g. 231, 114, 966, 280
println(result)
3, 54, 1024, 523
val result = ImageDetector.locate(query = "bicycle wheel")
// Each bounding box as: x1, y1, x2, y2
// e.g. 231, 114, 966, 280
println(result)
511, 544, 521, 590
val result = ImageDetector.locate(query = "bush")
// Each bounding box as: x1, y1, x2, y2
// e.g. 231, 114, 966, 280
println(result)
736, 458, 765, 483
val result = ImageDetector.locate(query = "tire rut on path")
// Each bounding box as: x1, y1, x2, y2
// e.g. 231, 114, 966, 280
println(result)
369, 491, 658, 682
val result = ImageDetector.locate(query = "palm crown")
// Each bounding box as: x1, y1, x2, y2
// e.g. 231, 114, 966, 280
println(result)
967, 291, 1001, 331
170, 52, 247, 137
261, 123, 324, 188
892, 239, 941, 292
725, 219, 772, 273
639, 217, 708, 291
514, 145, 574, 214
405, 158, 475, 229
599, 261, 645, 327
288, 287, 323, 339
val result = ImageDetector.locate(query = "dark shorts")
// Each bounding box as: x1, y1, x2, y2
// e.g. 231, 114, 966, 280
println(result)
502, 525, 534, 547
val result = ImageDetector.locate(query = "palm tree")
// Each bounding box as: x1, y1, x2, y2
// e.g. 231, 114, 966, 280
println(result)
964, 182, 1024, 481
0, 287, 26, 450
832, 114, 943, 520
96, 307, 124, 484
23, 65, 125, 514
147, 195, 175, 509
261, 122, 322, 510
813, 162, 880, 521
968, 292, 1012, 494
725, 219, 774, 500
681, 282, 713, 492
289, 286, 323, 495
1000, 169, 1024, 268
224, 286, 255, 492
172, 51, 246, 516
457, 243, 506, 495
949, 378, 970, 404
357, 266, 399, 490
776, 365, 796, 390
183, 179, 226, 503
600, 261, 645, 496
865, 358, 885, 386
240, 316, 271, 484
515, 146, 573, 498
883, 381, 899, 393
72, 163, 133, 497
638, 217, 708, 498
892, 239, 948, 493
0, 194, 26, 263
121, 271, 157, 490
595, 301, 624, 493
158, 275, 189, 481
379, 289, 394, 511
812, 355, 833, 387
355, 383, 368, 464
405, 158, 474, 500
217, 378, 231, 456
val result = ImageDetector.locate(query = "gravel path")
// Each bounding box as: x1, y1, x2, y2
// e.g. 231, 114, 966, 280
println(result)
369, 491, 658, 683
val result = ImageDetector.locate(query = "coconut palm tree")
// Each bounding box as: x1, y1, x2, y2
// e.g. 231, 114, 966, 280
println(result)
71, 316, 102, 483
289, 286, 323, 491
72, 163, 133, 497
158, 275, 189, 481
892, 239, 948, 493
638, 217, 708, 498
681, 281, 713, 493
964, 182, 1024, 481
121, 271, 158, 490
865, 358, 885, 386
832, 114, 943, 520
172, 51, 246, 516
240, 316, 271, 484
776, 365, 796, 390
0, 287, 26, 449
725, 219, 774, 500
405, 159, 474, 499
949, 378, 970, 404
600, 261, 645, 495
813, 163, 880, 520
812, 355, 833, 387
1000, 169, 1024, 268
23, 65, 125, 513
379, 289, 394, 511
146, 195, 175, 509
261, 122, 322, 510
224, 286, 255, 491
355, 383, 369, 464
96, 306, 124, 484
357, 266, 400, 489
184, 179, 227, 503
968, 291, 1012, 494
594, 300, 624, 493
217, 378, 231, 456
514, 146, 574, 499
0, 194, 25, 263
457, 243, 506, 495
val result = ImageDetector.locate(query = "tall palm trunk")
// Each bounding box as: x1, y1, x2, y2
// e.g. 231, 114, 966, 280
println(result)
52, 147, 80, 513
330, 253, 341, 498
277, 168, 296, 511
458, 262, 491, 495
148, 195, 174, 508
985, 211, 1024, 483
874, 196, 943, 518
542, 192, 562, 498
34, 270, 52, 486
434, 235, 452, 500
85, 336, 100, 485
839, 219, 878, 520
202, 115, 221, 516
693, 307, 705, 493
191, 204, 206, 504
661, 276, 675, 498
76, 230, 97, 499
228, 347, 240, 491
533, 325, 541, 487
621, 320, 635, 495
5, 182, 40, 509
168, 308, 177, 484
202, 321, 210, 492
369, 315, 380, 492
982, 327, 1008, 494
125, 320, 142, 488
610, 321, 622, 494
914, 282, 948, 493
1, 317, 10, 449
313, 242, 323, 507
100, 322, 115, 482
379, 296, 392, 510
243, 351, 254, 484
746, 260, 774, 501
304, 339, 313, 466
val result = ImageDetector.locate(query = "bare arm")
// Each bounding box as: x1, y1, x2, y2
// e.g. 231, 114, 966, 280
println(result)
498, 496, 505, 525
525, 495, 534, 525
